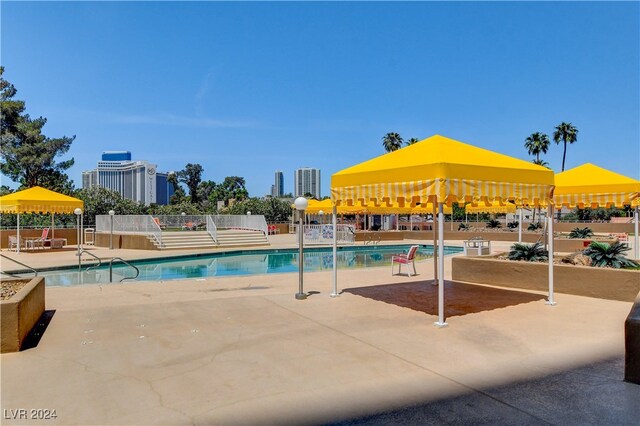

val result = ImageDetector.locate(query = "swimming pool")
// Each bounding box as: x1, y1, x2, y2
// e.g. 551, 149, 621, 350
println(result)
34, 244, 463, 286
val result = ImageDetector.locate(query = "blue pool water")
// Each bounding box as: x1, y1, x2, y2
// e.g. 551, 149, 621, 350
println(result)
33, 245, 462, 286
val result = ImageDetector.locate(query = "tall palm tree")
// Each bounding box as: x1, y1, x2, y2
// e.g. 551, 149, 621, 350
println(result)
382, 132, 403, 152
406, 137, 420, 146
524, 132, 550, 163
553, 122, 578, 171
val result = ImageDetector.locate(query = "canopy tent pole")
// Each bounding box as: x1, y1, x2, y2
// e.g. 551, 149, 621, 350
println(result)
396, 214, 399, 231
410, 214, 413, 231
16, 213, 20, 253
51, 213, 55, 241
546, 205, 556, 305
635, 206, 639, 260
432, 203, 438, 285
518, 209, 523, 243
331, 205, 339, 297
435, 202, 447, 327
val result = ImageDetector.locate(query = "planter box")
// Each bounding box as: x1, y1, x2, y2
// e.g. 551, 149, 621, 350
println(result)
1, 277, 45, 353
451, 256, 640, 302
554, 237, 617, 253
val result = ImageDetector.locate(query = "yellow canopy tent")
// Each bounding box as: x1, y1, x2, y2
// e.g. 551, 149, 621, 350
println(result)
554, 163, 640, 258
0, 186, 84, 252
331, 135, 555, 326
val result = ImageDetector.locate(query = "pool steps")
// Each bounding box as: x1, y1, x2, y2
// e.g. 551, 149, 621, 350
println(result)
147, 230, 269, 250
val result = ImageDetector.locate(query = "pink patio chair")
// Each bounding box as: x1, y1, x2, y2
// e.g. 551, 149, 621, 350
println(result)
28, 227, 50, 250
391, 245, 419, 276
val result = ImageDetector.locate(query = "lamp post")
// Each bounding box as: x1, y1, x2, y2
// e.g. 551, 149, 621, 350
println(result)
294, 197, 308, 300
74, 208, 83, 271
108, 210, 115, 249
318, 210, 324, 224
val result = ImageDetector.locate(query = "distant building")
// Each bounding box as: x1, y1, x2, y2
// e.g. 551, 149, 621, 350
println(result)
81, 151, 173, 205
273, 170, 284, 197
294, 167, 321, 198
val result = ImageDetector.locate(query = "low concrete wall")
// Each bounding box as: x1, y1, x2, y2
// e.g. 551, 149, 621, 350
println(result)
94, 233, 158, 250
554, 238, 617, 253
451, 256, 640, 302
1, 277, 45, 353
0, 228, 78, 249
555, 222, 634, 234
625, 291, 640, 384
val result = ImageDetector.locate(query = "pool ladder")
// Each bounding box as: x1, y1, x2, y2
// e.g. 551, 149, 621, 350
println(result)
0, 254, 38, 278
78, 250, 140, 283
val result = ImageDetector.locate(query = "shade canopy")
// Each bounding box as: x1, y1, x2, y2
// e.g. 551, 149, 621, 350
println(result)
304, 198, 452, 214
331, 135, 554, 207
554, 163, 640, 208
465, 201, 517, 214
0, 186, 84, 214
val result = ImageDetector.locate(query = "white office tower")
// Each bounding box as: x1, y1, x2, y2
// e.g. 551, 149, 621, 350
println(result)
294, 167, 321, 198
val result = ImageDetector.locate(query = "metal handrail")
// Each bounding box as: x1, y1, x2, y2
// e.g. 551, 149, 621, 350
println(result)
0, 254, 38, 278
78, 249, 102, 272
206, 215, 218, 244
109, 257, 140, 283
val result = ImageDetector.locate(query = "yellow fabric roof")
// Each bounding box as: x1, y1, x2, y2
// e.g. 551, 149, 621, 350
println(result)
331, 135, 554, 208
0, 186, 84, 214
554, 163, 640, 208
303, 198, 452, 214
465, 202, 517, 214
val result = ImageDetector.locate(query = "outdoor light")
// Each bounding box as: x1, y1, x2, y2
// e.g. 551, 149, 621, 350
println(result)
318, 210, 324, 225
181, 212, 186, 216
294, 197, 308, 300
108, 210, 115, 250
246, 211, 251, 215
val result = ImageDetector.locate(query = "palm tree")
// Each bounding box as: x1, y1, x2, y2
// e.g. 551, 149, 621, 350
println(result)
406, 138, 420, 146
382, 132, 403, 152
532, 159, 549, 167
553, 122, 578, 171
524, 132, 550, 163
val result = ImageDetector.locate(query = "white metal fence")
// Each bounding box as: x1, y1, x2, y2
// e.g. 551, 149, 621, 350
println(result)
206, 215, 218, 243
212, 215, 268, 236
96, 215, 163, 246
294, 224, 355, 245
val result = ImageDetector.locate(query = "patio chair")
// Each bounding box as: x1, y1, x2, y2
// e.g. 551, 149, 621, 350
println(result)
391, 245, 419, 276
27, 227, 50, 250
153, 217, 167, 230
8, 235, 22, 251
181, 221, 196, 231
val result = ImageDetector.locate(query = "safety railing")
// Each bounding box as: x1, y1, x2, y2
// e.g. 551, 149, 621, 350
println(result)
109, 257, 140, 283
212, 215, 269, 236
295, 224, 356, 245
152, 215, 208, 230
0, 254, 38, 278
206, 215, 218, 244
96, 215, 163, 247
363, 232, 381, 245
78, 249, 102, 272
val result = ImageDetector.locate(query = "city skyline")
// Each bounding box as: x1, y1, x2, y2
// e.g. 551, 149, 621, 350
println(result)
1, 2, 638, 197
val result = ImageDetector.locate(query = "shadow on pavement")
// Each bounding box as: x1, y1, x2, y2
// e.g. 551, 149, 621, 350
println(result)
343, 280, 545, 317
20, 309, 56, 351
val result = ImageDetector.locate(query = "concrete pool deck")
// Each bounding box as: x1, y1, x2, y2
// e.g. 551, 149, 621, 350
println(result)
1, 237, 639, 424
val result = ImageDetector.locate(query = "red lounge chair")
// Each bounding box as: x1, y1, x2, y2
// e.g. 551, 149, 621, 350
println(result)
391, 245, 419, 276
28, 227, 50, 249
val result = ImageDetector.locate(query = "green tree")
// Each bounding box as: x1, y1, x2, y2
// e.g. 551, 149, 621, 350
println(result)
406, 138, 420, 146
75, 186, 148, 226
177, 163, 203, 203
382, 132, 403, 152
0, 67, 76, 190
211, 176, 249, 206
532, 159, 549, 168
524, 132, 550, 163
227, 197, 292, 222
167, 172, 186, 204
553, 122, 578, 171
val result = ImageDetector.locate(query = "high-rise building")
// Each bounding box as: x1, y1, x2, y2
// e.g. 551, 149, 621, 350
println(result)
273, 170, 284, 197
81, 151, 173, 205
294, 167, 321, 198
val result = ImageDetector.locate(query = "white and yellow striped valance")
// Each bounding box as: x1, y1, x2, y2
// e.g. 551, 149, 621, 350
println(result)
331, 178, 552, 208
554, 192, 639, 208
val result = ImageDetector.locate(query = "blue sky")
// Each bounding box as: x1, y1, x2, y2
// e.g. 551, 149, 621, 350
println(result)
2, 1, 638, 197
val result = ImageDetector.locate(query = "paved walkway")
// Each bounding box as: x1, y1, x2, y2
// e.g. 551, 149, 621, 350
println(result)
2, 239, 639, 425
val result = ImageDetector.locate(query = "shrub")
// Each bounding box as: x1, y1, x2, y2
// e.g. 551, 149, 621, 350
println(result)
486, 219, 501, 229
458, 223, 469, 231
507, 221, 519, 229
508, 242, 548, 262
568, 227, 593, 239
527, 222, 542, 231
583, 241, 639, 269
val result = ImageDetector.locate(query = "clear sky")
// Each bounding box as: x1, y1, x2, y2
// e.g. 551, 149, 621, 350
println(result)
2, 1, 639, 197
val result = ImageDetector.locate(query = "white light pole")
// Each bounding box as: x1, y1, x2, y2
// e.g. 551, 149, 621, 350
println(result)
318, 210, 324, 224
74, 208, 83, 271
294, 197, 308, 300
108, 210, 115, 250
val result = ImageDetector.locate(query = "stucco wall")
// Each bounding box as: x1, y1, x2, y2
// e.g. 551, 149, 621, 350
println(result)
1, 277, 45, 353
94, 233, 158, 250
451, 256, 640, 302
